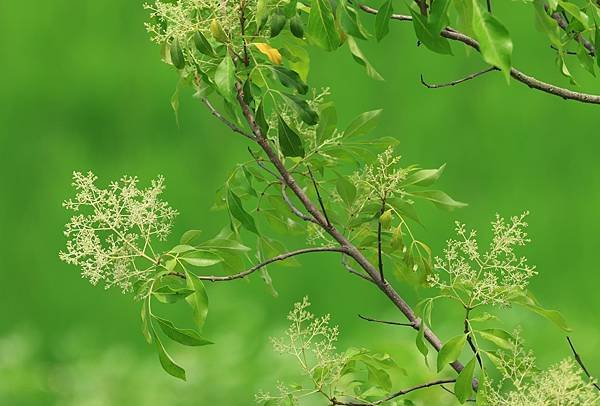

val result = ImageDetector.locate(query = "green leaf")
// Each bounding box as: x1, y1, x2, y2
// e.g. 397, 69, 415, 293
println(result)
596, 25, 600, 68
180, 229, 202, 245
214, 55, 236, 102
415, 322, 430, 366
411, 190, 467, 211
455, 357, 476, 403
471, 1, 513, 81
338, 4, 369, 40
153, 315, 213, 346
169, 244, 196, 254
255, 102, 269, 136
271, 66, 308, 94
226, 189, 259, 233
375, 0, 393, 41
316, 102, 337, 143
290, 15, 304, 38
477, 329, 514, 350
347, 37, 384, 81
169, 39, 185, 69
141, 296, 153, 344
278, 116, 305, 157
270, 13, 287, 38
153, 285, 195, 304
153, 329, 186, 380
437, 334, 467, 372
307, 0, 340, 50
429, 0, 451, 34
280, 93, 319, 125
404, 164, 446, 186
344, 109, 382, 138
193, 31, 215, 56
180, 250, 223, 267
511, 291, 571, 332
336, 175, 357, 205
409, 9, 452, 55
533, 0, 561, 48
185, 270, 210, 331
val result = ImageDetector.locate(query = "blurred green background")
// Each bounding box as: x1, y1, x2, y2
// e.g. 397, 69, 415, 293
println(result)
1, 1, 599, 404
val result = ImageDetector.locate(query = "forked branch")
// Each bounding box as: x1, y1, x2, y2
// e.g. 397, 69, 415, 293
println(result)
357, 4, 600, 105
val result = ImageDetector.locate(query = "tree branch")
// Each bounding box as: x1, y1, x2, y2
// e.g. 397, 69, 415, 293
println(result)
357, 4, 600, 105
548, 7, 595, 56
200, 97, 255, 140
233, 80, 471, 380
420, 67, 498, 89
567, 336, 600, 391
194, 247, 348, 281
281, 183, 320, 224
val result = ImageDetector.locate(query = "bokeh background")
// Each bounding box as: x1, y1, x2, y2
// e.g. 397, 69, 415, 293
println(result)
1, 1, 599, 405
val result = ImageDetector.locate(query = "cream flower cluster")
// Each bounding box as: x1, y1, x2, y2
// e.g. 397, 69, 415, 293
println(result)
429, 212, 537, 307
59, 171, 177, 292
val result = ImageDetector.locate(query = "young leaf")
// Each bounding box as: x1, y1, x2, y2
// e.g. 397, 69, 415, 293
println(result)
437, 334, 467, 372
471, 1, 513, 81
278, 116, 305, 157
347, 37, 384, 81
344, 109, 383, 138
153, 329, 187, 380
271, 66, 308, 94
375, 0, 393, 41
210, 19, 228, 43
411, 190, 467, 211
226, 189, 259, 233
185, 270, 210, 331
214, 55, 235, 102
281, 93, 319, 125
153, 315, 213, 346
307, 0, 340, 51
455, 357, 476, 403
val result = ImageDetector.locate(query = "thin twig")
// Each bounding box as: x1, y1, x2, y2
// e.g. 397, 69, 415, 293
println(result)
190, 247, 348, 281
357, 4, 600, 104
420, 67, 498, 89
341, 255, 375, 284
464, 309, 483, 368
486, 0, 492, 13
333, 379, 457, 405
281, 183, 320, 224
547, 6, 595, 56
307, 166, 331, 226
358, 314, 414, 327
201, 97, 255, 140
567, 336, 600, 391
248, 147, 279, 178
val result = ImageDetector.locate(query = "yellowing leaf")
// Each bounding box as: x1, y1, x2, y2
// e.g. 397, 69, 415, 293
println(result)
254, 43, 282, 65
